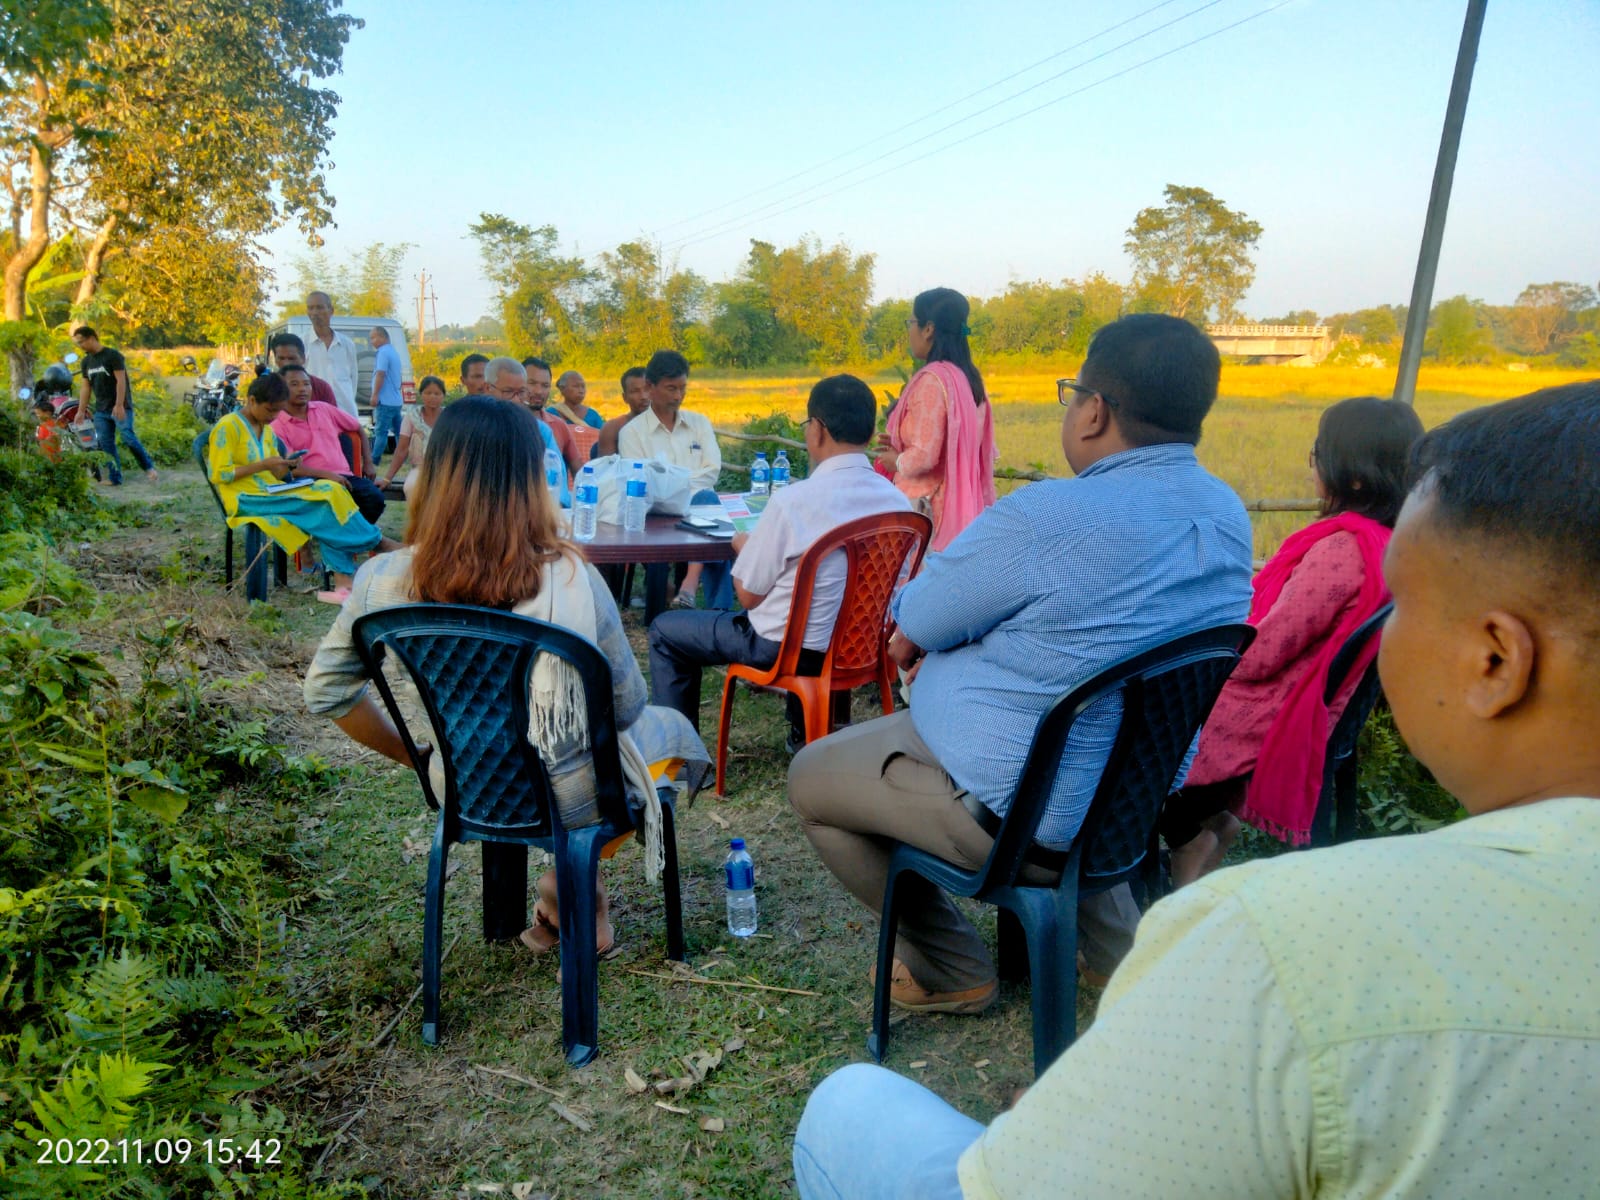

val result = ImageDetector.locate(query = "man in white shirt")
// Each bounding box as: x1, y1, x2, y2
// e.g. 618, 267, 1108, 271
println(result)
620, 350, 729, 613
303, 290, 360, 418
649, 374, 911, 746
617, 350, 721, 492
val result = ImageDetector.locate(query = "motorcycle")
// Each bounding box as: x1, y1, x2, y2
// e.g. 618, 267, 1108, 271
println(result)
188, 357, 243, 424
21, 352, 102, 471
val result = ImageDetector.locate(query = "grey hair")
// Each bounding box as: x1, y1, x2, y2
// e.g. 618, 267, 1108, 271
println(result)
556, 370, 584, 387
306, 290, 333, 307
484, 356, 526, 387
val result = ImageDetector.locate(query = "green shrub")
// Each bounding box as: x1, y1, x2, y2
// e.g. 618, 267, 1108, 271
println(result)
0, 449, 100, 538
130, 374, 205, 468
715, 411, 810, 492
1356, 704, 1465, 834
0, 611, 360, 1199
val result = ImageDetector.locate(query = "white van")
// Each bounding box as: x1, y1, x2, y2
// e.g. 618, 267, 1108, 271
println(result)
266, 315, 415, 412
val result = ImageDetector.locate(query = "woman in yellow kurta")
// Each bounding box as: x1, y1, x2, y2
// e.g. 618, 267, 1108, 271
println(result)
208, 371, 390, 601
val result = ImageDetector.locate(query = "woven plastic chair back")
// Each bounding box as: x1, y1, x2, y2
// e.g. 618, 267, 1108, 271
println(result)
985, 625, 1255, 890
829, 522, 930, 674
352, 606, 627, 844
1323, 602, 1392, 767
1079, 651, 1245, 884
769, 510, 932, 679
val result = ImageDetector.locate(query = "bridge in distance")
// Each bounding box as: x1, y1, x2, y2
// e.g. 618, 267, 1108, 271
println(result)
1206, 324, 1332, 364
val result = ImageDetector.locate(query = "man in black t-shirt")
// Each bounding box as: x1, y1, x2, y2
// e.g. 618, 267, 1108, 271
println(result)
71, 326, 158, 486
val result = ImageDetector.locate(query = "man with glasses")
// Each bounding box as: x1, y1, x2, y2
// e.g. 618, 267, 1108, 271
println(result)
788, 313, 1253, 1014
484, 357, 569, 505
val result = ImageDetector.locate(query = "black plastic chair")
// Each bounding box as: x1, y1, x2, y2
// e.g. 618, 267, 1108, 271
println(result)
192, 432, 286, 602
350, 604, 686, 1064
867, 623, 1255, 1077
1308, 602, 1393, 848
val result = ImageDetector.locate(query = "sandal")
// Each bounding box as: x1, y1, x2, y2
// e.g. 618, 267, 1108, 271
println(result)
518, 902, 615, 957
671, 589, 697, 609
315, 587, 352, 605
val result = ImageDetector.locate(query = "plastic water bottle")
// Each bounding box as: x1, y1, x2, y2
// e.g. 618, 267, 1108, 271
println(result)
772, 450, 791, 489
724, 839, 757, 937
749, 452, 770, 496
572, 464, 599, 542
623, 461, 649, 533
544, 445, 564, 495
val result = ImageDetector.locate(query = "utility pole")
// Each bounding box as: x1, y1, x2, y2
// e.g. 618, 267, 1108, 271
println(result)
415, 269, 430, 346
1394, 0, 1488, 406
428, 279, 440, 340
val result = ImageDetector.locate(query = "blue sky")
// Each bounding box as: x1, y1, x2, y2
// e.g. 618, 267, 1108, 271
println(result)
264, 0, 1600, 327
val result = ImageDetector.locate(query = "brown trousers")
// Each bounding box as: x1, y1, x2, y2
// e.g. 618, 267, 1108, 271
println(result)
788, 711, 1141, 990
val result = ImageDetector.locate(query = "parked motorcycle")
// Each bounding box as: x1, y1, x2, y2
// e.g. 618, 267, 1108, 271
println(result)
21, 353, 102, 471
189, 357, 242, 425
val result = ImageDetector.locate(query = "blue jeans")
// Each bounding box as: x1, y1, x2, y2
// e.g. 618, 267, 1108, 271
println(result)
93, 408, 155, 483
371, 404, 404, 466
793, 1064, 982, 1200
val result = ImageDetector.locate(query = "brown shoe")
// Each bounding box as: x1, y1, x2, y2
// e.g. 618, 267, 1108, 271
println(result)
871, 959, 998, 1014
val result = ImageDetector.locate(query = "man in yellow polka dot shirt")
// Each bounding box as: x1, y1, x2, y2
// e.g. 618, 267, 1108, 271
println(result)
793, 380, 1600, 1199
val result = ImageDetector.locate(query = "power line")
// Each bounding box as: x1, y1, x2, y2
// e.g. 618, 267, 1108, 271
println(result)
650, 0, 1191, 237
661, 0, 1232, 253
668, 0, 1294, 254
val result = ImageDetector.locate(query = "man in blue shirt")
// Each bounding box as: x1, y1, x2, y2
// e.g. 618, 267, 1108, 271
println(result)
788, 314, 1253, 1011
368, 326, 405, 466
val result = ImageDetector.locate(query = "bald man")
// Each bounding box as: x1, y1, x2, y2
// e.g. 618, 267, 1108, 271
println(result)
303, 291, 360, 417
552, 370, 604, 460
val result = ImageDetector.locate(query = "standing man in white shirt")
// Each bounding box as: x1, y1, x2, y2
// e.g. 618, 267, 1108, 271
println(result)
619, 350, 730, 612
649, 374, 911, 748
303, 291, 360, 419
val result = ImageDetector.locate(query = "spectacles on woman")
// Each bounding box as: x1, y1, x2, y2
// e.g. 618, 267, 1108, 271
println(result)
1057, 377, 1119, 409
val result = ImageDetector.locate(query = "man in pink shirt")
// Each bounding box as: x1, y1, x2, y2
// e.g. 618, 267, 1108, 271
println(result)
271, 365, 386, 524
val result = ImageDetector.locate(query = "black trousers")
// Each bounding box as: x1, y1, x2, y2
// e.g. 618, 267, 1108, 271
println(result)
647, 609, 832, 739
1160, 775, 1248, 848
341, 473, 387, 525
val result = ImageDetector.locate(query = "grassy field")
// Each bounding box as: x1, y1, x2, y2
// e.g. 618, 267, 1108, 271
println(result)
62, 361, 1557, 1196
674, 364, 1593, 556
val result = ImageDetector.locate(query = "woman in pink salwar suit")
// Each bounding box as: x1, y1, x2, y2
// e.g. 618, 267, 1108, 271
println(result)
877, 288, 996, 551
1162, 396, 1424, 881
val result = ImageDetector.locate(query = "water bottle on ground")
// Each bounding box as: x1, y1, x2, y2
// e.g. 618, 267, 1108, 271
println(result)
772, 450, 791, 489
572, 464, 599, 542
724, 838, 757, 938
623, 461, 649, 533
544, 445, 564, 495
749, 452, 770, 496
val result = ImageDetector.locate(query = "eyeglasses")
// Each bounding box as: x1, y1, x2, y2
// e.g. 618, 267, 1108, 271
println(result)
1057, 377, 1119, 409
490, 382, 526, 400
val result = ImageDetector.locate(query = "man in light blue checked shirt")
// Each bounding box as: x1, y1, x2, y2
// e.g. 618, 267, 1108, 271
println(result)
789, 314, 1252, 1012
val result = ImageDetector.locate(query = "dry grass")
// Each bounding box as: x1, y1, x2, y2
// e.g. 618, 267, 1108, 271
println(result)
678, 363, 1588, 557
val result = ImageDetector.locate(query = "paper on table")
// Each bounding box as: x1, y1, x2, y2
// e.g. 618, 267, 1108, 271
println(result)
716, 493, 765, 534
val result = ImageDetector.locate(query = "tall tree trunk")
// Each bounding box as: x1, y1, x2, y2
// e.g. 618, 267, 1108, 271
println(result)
4, 130, 55, 393
73, 213, 119, 307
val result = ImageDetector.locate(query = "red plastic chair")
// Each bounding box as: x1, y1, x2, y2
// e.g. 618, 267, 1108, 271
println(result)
714, 509, 932, 795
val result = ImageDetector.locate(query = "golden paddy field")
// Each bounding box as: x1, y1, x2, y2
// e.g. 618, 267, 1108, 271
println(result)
681, 364, 1595, 556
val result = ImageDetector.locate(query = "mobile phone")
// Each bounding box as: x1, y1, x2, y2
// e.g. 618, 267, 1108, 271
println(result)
287, 449, 309, 461
681, 515, 719, 529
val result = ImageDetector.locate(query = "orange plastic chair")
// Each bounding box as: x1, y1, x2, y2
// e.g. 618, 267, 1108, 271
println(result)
714, 509, 932, 795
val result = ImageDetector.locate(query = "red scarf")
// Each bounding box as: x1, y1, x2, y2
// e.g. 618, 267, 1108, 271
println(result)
1237, 512, 1392, 844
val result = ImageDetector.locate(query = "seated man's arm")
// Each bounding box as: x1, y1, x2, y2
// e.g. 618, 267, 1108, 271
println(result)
892, 497, 1034, 652
958, 881, 1310, 1199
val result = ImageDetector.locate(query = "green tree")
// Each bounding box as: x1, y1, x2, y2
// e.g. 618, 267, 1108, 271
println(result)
864, 298, 913, 361
1425, 295, 1492, 364
1, 0, 358, 386
741, 236, 875, 365
587, 240, 706, 365
285, 242, 413, 320
1509, 281, 1597, 354
97, 222, 266, 345
1124, 184, 1263, 323
467, 214, 591, 360
706, 279, 786, 368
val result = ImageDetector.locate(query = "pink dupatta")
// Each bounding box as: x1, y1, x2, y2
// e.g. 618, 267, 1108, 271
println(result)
885, 360, 996, 550
1237, 512, 1392, 844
